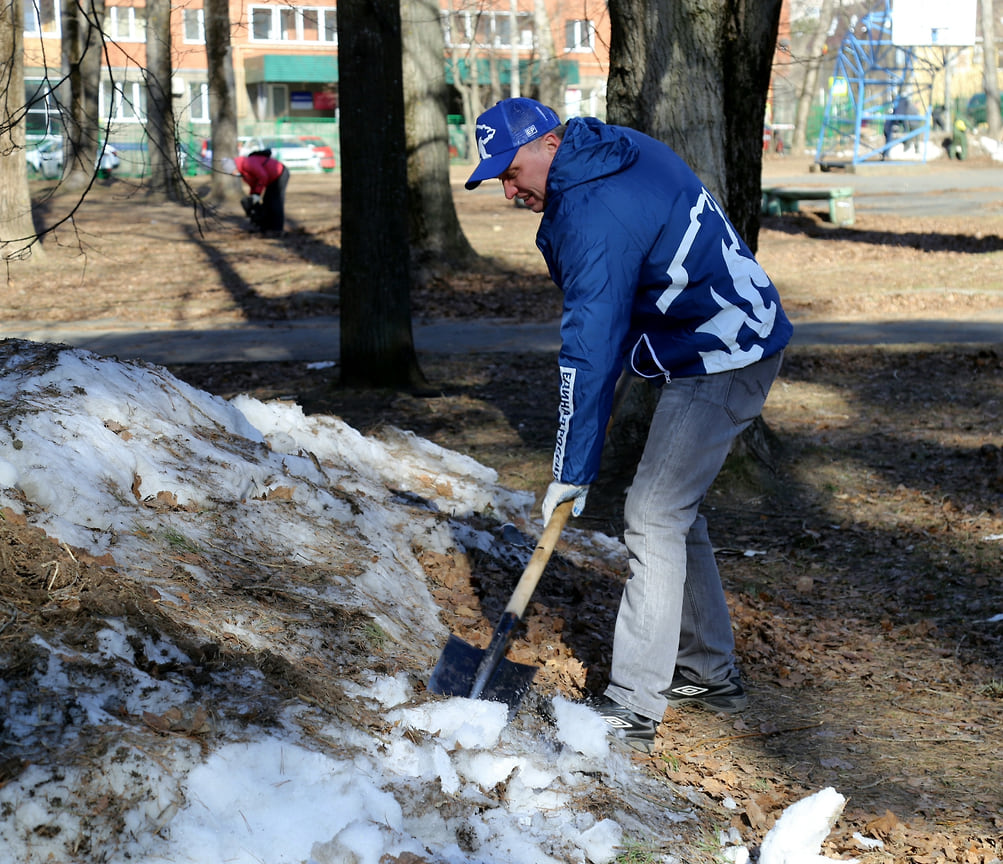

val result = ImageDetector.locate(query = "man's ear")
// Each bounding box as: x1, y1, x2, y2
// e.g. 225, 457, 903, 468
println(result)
541, 130, 561, 154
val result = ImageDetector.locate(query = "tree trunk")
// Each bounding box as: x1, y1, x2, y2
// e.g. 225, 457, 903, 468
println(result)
608, 0, 728, 203
607, 0, 781, 252
981, 0, 1001, 136
60, 0, 104, 192
401, 0, 477, 273
604, 0, 782, 485
0, 0, 42, 261
463, 82, 478, 164
791, 0, 835, 155
532, 0, 563, 110
509, 0, 520, 97
145, 0, 182, 200
722, 0, 782, 252
460, 64, 481, 166
205, 0, 241, 204
443, 0, 479, 168
488, 51, 502, 102
337, 0, 427, 390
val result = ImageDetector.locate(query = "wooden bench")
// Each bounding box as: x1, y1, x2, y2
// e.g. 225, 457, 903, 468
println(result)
761, 186, 855, 226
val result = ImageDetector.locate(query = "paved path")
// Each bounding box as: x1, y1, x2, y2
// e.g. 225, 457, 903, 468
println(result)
761, 156, 1003, 217
2, 316, 999, 366
5, 158, 1000, 365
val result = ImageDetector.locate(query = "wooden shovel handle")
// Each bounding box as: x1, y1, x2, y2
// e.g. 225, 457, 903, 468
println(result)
496, 374, 632, 621
502, 499, 573, 620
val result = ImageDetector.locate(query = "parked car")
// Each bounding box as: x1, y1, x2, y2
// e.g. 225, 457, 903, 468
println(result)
25, 138, 60, 175
26, 138, 120, 179
297, 135, 336, 171
238, 136, 323, 172
965, 92, 1003, 126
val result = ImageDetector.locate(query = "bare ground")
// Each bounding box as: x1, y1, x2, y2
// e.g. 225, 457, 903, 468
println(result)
3, 155, 1003, 862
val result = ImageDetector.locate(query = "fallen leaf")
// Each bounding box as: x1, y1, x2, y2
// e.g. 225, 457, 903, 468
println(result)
865, 810, 903, 838
746, 797, 768, 829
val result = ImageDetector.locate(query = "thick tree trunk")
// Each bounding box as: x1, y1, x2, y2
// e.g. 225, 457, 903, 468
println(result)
205, 0, 241, 204
0, 0, 42, 260
145, 0, 182, 201
722, 0, 782, 252
60, 0, 104, 192
604, 0, 783, 485
401, 0, 477, 273
338, 0, 427, 389
608, 0, 728, 203
607, 0, 781, 251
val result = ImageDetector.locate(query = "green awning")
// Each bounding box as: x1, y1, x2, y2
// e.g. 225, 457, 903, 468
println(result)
242, 53, 575, 88
445, 58, 579, 87
245, 54, 338, 84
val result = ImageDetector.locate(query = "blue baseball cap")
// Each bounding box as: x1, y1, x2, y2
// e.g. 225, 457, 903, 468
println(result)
465, 98, 561, 190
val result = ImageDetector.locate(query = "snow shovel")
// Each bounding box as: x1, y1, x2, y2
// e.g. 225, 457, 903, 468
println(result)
426, 499, 574, 717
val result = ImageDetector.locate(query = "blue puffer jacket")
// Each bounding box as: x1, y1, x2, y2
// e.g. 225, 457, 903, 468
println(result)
537, 117, 793, 486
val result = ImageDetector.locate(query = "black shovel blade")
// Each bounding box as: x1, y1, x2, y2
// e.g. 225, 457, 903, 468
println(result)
427, 634, 538, 719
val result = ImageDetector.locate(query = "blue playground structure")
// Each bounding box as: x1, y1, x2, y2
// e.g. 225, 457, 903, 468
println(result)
815, 0, 940, 168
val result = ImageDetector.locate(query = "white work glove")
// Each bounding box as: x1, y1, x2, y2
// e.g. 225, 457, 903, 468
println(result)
541, 481, 589, 526
250, 193, 262, 205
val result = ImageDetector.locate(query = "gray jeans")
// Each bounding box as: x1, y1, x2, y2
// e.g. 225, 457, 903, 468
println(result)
605, 351, 784, 721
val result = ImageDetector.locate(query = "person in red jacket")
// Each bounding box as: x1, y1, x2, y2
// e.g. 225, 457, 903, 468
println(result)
233, 150, 288, 234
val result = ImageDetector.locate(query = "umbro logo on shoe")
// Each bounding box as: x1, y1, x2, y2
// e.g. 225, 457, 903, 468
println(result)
670, 684, 710, 697
588, 698, 658, 753
662, 671, 749, 713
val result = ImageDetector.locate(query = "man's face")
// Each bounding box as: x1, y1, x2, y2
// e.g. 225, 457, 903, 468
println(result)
497, 132, 559, 212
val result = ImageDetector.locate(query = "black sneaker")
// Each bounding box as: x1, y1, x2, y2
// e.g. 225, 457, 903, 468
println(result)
662, 670, 749, 713
591, 698, 658, 754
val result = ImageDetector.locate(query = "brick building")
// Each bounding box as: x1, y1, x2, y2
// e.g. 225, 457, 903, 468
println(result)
22, 0, 611, 146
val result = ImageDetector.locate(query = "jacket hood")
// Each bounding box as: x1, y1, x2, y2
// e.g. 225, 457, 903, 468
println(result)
546, 117, 640, 202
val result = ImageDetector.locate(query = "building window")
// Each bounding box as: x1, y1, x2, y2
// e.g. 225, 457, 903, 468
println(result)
303, 8, 338, 43
24, 0, 59, 36
188, 81, 210, 123
443, 10, 532, 49
565, 19, 594, 53
270, 84, 288, 118
302, 8, 320, 40
278, 7, 296, 39
183, 8, 205, 43
250, 7, 271, 39
24, 78, 61, 137
249, 5, 337, 43
100, 80, 147, 122
105, 6, 147, 41
323, 9, 337, 42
